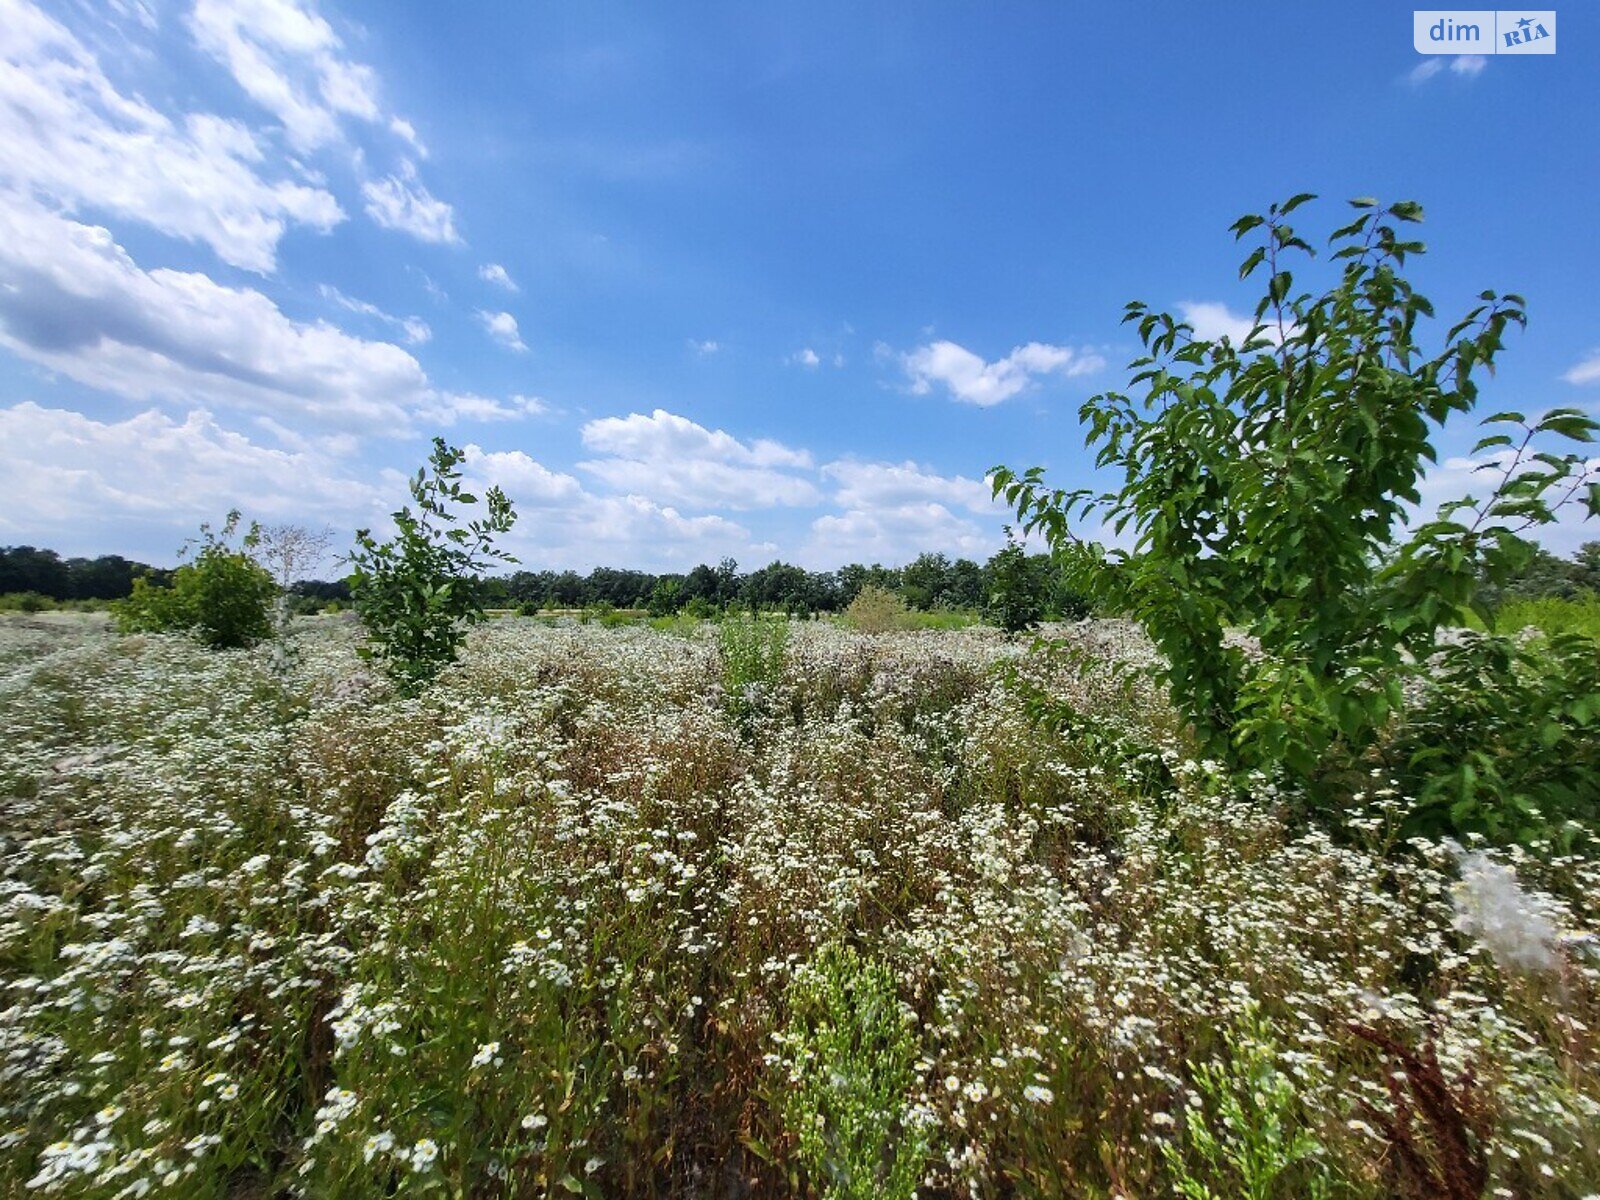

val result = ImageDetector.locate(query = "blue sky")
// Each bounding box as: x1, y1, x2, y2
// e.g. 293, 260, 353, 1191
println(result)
2, 1, 1596, 571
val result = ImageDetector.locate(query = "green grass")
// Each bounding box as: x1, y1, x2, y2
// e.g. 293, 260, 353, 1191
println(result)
898, 608, 982, 630
1492, 593, 1600, 640
0, 592, 109, 613
827, 607, 983, 633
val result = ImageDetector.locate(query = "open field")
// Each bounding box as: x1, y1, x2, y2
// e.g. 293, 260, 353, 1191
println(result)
2, 614, 1597, 1198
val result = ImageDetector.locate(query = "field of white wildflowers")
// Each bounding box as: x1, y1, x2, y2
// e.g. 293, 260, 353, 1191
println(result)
1, 613, 1596, 1199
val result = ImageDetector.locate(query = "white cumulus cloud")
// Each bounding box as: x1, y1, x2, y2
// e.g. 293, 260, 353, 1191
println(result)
822, 459, 998, 515
900, 339, 1103, 406
477, 310, 527, 353
465, 441, 767, 571
189, 0, 384, 152
1409, 55, 1489, 85
0, 401, 387, 552
363, 163, 459, 244
0, 0, 343, 272
1563, 352, 1600, 386
800, 458, 1009, 565
463, 446, 583, 504
577, 408, 818, 510
478, 262, 518, 292
1176, 301, 1265, 344
0, 200, 509, 433
805, 504, 994, 566
319, 284, 430, 344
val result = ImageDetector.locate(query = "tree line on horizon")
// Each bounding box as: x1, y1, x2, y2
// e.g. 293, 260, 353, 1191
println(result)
0, 541, 1091, 620
5, 538, 1599, 621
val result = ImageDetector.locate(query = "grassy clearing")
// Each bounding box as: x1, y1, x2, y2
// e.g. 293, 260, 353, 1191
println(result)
0, 615, 1596, 1198
1492, 594, 1600, 640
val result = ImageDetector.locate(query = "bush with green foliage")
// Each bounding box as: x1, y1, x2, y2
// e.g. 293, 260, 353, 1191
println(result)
719, 613, 788, 722
984, 530, 1046, 634
842, 584, 911, 633
347, 438, 516, 693
773, 944, 927, 1200
1388, 629, 1600, 844
0, 591, 55, 613
994, 195, 1599, 807
646, 576, 682, 617
112, 512, 276, 649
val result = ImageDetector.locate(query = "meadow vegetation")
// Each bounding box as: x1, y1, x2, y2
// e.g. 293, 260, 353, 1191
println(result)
3, 195, 1599, 1199
2, 613, 1597, 1198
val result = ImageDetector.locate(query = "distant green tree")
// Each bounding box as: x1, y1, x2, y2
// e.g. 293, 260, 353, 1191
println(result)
742, 561, 814, 613
348, 438, 517, 693
985, 530, 1046, 634
836, 563, 901, 606
62, 555, 146, 601
647, 576, 684, 616
548, 570, 584, 608
1483, 539, 1600, 605
901, 552, 952, 610
715, 557, 741, 604
0, 546, 69, 597
113, 512, 276, 649
680, 563, 722, 609
1576, 541, 1600, 591
947, 557, 986, 609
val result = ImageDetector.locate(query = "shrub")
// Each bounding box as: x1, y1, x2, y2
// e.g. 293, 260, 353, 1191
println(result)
112, 511, 276, 649
985, 530, 1046, 635
0, 591, 55, 613
994, 195, 1598, 802
719, 613, 788, 722
774, 944, 927, 1200
347, 438, 516, 693
1387, 630, 1600, 843
647, 577, 682, 616
843, 584, 910, 634
899, 608, 981, 630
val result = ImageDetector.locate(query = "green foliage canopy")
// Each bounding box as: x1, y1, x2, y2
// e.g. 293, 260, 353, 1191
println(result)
994, 195, 1598, 792
113, 511, 276, 649
348, 438, 517, 693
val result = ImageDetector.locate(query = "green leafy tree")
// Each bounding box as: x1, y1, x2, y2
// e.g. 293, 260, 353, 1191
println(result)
900, 551, 952, 610
1389, 629, 1600, 842
646, 576, 683, 616
113, 512, 276, 649
993, 195, 1598, 793
984, 529, 1046, 634
347, 438, 517, 693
